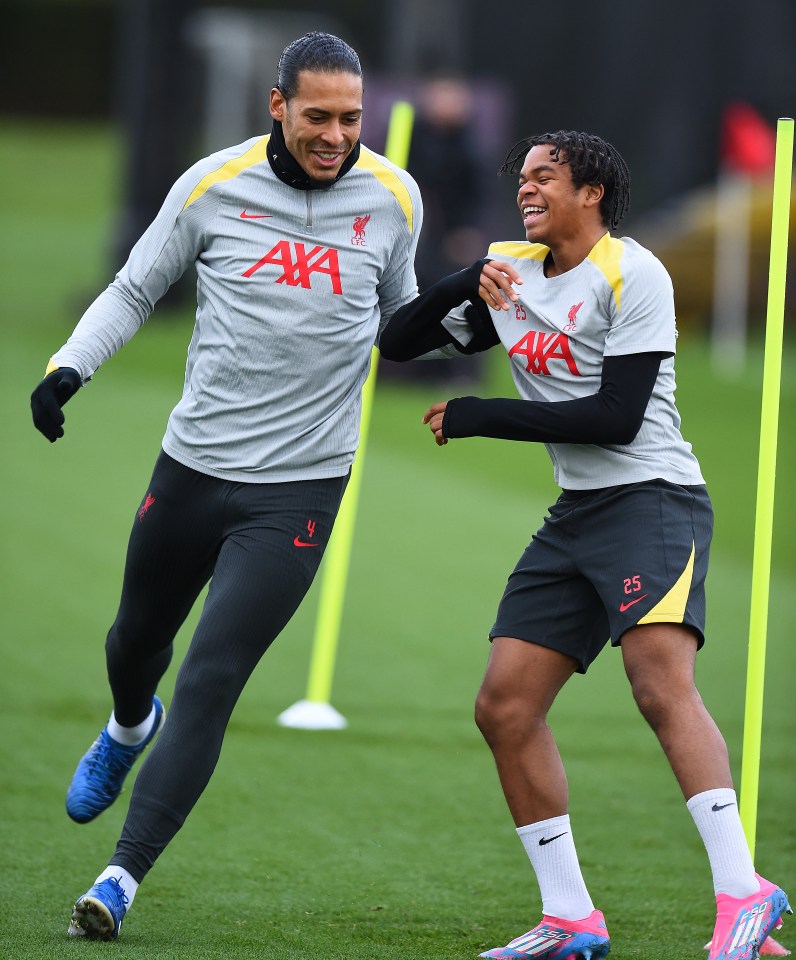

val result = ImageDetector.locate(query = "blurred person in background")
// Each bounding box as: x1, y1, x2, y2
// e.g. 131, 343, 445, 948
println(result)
30, 30, 425, 942
112, 0, 200, 272
380, 130, 790, 960
382, 72, 487, 385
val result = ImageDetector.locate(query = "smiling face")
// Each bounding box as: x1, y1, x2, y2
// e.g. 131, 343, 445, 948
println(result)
516, 143, 604, 248
270, 69, 363, 183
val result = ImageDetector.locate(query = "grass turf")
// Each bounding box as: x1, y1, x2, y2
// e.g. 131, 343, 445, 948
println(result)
1, 119, 794, 958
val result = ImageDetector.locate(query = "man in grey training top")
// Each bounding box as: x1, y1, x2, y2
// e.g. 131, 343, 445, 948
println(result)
30, 32, 424, 941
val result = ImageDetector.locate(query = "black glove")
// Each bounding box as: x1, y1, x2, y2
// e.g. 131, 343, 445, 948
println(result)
31, 367, 83, 442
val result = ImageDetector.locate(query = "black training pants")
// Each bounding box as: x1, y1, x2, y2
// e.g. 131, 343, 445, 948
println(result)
105, 451, 347, 881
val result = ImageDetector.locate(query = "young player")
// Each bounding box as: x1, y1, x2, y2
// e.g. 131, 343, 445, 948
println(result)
30, 32, 426, 941
380, 131, 790, 960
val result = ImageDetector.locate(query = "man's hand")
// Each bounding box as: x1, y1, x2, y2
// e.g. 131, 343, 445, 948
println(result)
422, 401, 449, 446
479, 259, 523, 311
31, 367, 83, 442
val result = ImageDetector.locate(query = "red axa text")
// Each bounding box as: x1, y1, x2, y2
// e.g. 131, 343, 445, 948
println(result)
242, 240, 342, 294
508, 331, 581, 376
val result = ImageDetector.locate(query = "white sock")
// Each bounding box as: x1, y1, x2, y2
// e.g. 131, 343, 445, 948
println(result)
517, 815, 595, 921
107, 704, 156, 746
686, 788, 758, 897
96, 866, 139, 908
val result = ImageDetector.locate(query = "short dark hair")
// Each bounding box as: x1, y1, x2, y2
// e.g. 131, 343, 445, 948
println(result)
500, 131, 631, 230
276, 32, 362, 100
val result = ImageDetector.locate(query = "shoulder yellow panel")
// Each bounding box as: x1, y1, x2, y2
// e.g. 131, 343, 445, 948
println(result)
355, 147, 414, 232
183, 136, 271, 210
587, 233, 624, 312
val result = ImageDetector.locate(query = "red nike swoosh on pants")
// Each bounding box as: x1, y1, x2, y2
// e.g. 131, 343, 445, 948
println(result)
619, 594, 648, 612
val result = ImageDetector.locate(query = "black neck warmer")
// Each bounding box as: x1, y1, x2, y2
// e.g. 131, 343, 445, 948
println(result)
267, 120, 361, 190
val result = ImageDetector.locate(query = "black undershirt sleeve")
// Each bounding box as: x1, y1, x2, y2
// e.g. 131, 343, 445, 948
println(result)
442, 352, 670, 445
379, 259, 499, 360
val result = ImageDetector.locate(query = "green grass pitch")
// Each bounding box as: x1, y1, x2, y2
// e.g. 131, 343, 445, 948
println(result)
0, 120, 794, 958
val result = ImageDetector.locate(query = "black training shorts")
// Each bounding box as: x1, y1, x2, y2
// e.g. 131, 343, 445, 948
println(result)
490, 479, 713, 673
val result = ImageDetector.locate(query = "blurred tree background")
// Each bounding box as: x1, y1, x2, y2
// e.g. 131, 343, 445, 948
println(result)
2, 0, 795, 330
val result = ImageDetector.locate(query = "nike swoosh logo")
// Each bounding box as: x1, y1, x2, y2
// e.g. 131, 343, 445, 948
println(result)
711, 802, 736, 812
619, 594, 648, 612
538, 832, 568, 846
293, 537, 319, 548
240, 210, 272, 219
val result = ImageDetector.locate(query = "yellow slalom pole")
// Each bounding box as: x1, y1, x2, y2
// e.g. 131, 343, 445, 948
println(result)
276, 101, 415, 730
383, 100, 415, 170
303, 348, 380, 709
738, 117, 794, 857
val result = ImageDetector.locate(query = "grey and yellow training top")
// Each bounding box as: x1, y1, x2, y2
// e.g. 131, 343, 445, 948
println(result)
50, 134, 423, 482
441, 234, 705, 490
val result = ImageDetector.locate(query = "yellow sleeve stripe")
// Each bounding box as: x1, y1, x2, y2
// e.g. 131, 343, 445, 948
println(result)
182, 136, 270, 210
638, 542, 695, 626
587, 232, 624, 312
488, 241, 548, 261
45, 359, 59, 375
355, 147, 414, 232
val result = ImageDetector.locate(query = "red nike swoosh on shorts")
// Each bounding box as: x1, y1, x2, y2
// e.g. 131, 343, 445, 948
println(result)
293, 537, 319, 548
619, 594, 648, 612
240, 210, 272, 219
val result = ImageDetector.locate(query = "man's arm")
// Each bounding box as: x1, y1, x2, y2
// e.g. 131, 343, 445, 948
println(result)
30, 155, 220, 442
379, 259, 501, 359
46, 181, 211, 383
424, 352, 668, 446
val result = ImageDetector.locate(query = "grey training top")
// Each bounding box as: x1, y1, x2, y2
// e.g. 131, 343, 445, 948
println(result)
51, 135, 423, 482
442, 234, 705, 490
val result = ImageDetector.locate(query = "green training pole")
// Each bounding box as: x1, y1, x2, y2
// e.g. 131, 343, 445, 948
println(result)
276, 101, 415, 730
739, 117, 793, 858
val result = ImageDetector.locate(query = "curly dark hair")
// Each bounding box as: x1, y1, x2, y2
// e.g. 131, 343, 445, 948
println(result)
276, 32, 362, 100
500, 131, 631, 230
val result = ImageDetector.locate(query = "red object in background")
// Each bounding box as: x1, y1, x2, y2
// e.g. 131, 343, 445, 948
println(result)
721, 102, 776, 175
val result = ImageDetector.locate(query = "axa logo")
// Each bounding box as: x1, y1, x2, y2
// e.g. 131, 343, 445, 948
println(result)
564, 300, 583, 332
351, 214, 371, 246
508, 331, 581, 376
138, 492, 156, 523
243, 240, 342, 295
